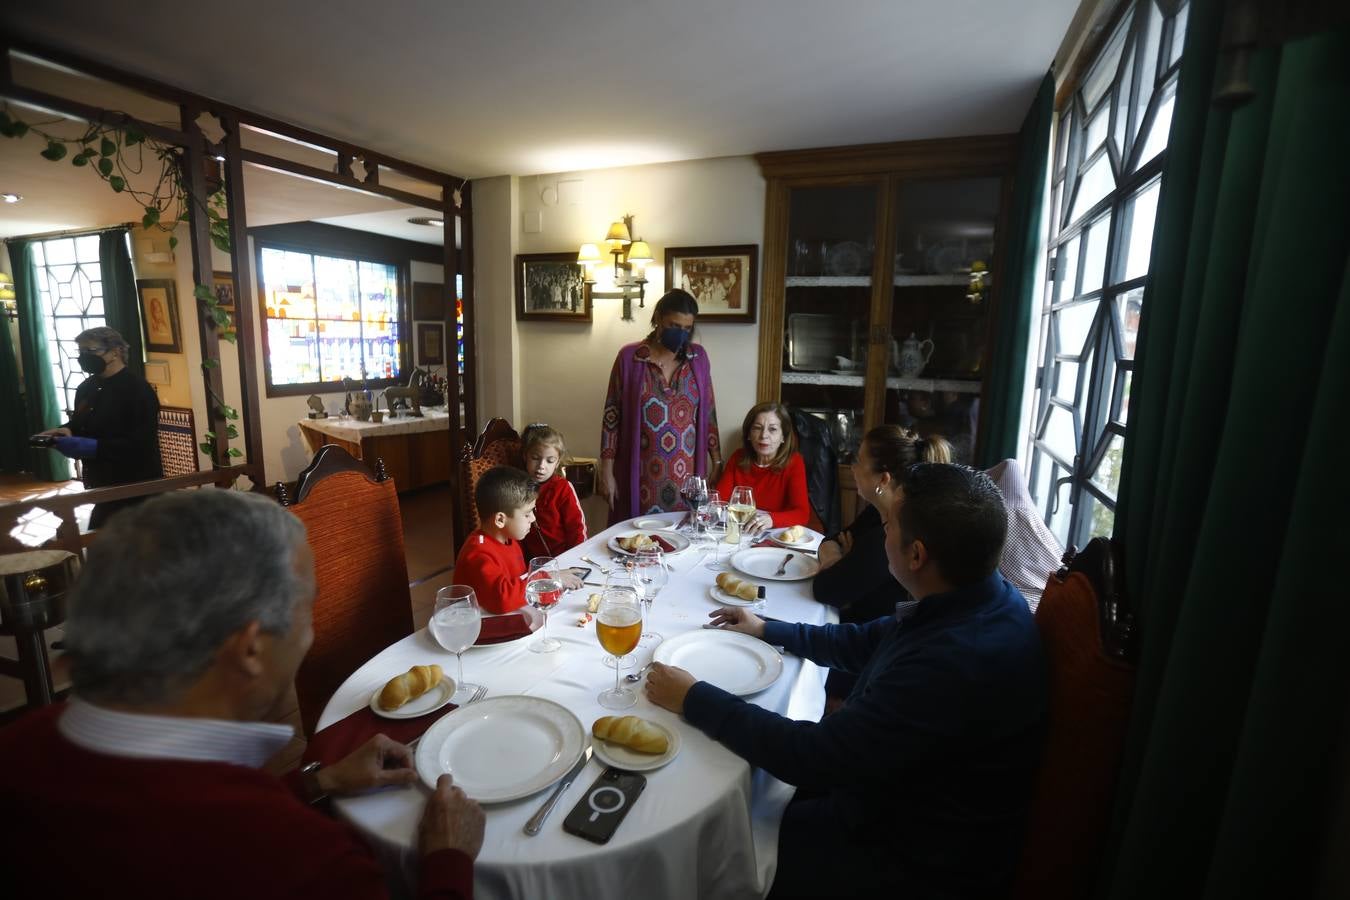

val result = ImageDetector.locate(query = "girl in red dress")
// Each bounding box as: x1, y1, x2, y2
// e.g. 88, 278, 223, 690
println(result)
520, 424, 588, 559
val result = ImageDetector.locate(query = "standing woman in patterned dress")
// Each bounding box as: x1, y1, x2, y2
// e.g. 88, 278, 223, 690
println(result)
598, 289, 722, 525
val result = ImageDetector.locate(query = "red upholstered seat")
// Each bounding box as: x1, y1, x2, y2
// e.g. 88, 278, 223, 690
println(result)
1012, 538, 1136, 900
457, 418, 522, 536
277, 446, 414, 735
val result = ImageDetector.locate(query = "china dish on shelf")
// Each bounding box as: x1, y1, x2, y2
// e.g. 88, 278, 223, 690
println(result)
825, 241, 867, 276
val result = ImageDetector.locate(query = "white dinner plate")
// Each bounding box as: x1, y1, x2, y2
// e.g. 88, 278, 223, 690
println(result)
767, 526, 823, 550
629, 517, 680, 532
414, 696, 587, 802
591, 719, 682, 772
731, 547, 821, 582
709, 584, 760, 609
608, 530, 692, 556
653, 630, 783, 696
368, 676, 456, 720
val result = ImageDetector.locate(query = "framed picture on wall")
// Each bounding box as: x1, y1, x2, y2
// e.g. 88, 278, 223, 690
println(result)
515, 252, 591, 322
412, 281, 444, 320
665, 244, 759, 323
417, 322, 445, 365
138, 279, 182, 353
211, 271, 236, 311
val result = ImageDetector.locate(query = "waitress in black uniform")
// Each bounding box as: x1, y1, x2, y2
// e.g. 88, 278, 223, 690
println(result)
38, 327, 163, 528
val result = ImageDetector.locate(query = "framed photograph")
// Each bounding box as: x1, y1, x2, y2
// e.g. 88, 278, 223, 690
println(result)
665, 245, 759, 323
417, 322, 445, 365
412, 281, 444, 320
138, 279, 182, 353
514, 252, 591, 322
211, 270, 235, 311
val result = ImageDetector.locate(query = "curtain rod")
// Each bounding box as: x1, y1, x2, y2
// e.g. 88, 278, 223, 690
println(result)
3, 222, 137, 243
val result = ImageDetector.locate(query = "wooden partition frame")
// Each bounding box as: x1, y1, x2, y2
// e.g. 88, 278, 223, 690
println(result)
0, 36, 476, 496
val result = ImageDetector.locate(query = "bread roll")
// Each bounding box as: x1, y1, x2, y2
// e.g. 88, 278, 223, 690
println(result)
378, 664, 444, 710
716, 572, 759, 602
592, 715, 669, 754
618, 533, 657, 552
780, 525, 805, 543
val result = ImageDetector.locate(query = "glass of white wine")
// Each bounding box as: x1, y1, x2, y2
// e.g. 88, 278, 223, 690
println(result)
728, 486, 757, 551
429, 585, 482, 704
596, 588, 643, 710
525, 556, 563, 654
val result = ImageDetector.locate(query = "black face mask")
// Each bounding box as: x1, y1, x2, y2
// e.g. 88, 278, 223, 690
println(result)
659, 326, 690, 353
77, 351, 107, 375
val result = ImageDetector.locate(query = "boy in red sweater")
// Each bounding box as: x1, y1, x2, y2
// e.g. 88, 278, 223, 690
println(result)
520, 424, 588, 559
456, 466, 583, 614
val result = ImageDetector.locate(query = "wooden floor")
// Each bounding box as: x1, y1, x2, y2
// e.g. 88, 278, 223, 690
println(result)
0, 478, 459, 751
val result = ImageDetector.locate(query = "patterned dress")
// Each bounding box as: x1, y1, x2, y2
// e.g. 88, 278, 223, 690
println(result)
602, 342, 720, 515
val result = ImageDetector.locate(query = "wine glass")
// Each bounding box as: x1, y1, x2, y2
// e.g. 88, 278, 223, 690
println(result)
679, 474, 708, 534
525, 556, 563, 654
596, 588, 643, 710
429, 586, 482, 704
599, 565, 640, 669
695, 490, 721, 548
632, 548, 667, 645
728, 486, 757, 545
703, 499, 730, 571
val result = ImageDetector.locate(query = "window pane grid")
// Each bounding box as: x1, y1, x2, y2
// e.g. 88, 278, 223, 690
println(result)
1027, 0, 1188, 548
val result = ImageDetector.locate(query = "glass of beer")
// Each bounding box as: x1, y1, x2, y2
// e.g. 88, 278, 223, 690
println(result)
596, 587, 643, 709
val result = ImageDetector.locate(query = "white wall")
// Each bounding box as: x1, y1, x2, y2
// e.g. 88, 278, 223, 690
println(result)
475, 156, 765, 530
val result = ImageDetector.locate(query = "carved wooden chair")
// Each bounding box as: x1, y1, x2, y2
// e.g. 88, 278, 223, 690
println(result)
1011, 536, 1137, 900
456, 418, 523, 538
276, 444, 414, 735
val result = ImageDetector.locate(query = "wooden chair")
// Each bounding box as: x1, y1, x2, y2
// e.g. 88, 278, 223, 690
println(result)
276, 445, 414, 735
456, 418, 522, 538
1011, 536, 1137, 899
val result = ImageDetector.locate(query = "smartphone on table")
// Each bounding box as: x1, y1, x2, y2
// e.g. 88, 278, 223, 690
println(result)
562, 767, 647, 844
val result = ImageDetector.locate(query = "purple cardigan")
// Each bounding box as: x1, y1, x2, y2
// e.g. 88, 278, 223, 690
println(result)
608, 341, 715, 522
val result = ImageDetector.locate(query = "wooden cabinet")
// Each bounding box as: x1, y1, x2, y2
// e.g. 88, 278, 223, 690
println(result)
754, 136, 1016, 465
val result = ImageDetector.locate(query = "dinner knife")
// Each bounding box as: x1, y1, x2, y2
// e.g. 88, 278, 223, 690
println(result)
523, 746, 593, 836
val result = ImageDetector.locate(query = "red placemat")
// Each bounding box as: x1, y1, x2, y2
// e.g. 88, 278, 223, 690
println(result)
476, 612, 534, 645
304, 702, 458, 766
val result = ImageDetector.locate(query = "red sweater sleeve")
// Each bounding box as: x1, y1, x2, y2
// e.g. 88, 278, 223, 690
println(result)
455, 531, 525, 614
715, 448, 743, 500
770, 453, 812, 527
419, 848, 475, 900
524, 477, 588, 559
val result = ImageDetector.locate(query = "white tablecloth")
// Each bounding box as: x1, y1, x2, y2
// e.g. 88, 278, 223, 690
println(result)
319, 513, 837, 900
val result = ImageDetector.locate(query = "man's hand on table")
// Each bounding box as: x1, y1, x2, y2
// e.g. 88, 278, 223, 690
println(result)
319, 734, 417, 796
644, 662, 697, 714
420, 774, 486, 860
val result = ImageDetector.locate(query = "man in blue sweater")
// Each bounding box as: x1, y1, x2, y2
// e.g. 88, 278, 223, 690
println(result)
647, 463, 1047, 898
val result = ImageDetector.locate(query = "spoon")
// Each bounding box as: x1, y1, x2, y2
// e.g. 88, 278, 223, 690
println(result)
580, 555, 612, 575
625, 661, 655, 683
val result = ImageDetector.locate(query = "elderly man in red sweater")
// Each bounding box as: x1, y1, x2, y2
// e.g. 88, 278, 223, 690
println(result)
0, 489, 483, 900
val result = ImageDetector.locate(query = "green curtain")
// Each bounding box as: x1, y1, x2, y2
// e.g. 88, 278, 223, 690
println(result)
976, 71, 1053, 467
1104, 3, 1350, 897
99, 229, 144, 377
0, 289, 25, 474
10, 239, 68, 482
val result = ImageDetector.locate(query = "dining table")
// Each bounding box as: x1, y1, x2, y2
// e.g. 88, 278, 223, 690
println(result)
317, 512, 836, 900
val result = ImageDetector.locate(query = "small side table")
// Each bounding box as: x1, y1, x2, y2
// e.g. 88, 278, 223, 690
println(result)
0, 549, 78, 708
565, 456, 597, 501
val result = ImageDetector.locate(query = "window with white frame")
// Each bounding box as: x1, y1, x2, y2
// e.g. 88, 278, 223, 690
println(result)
31, 233, 111, 416
1026, 0, 1189, 548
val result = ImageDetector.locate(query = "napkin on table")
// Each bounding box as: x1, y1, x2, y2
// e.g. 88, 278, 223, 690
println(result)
304, 702, 458, 766
476, 611, 534, 645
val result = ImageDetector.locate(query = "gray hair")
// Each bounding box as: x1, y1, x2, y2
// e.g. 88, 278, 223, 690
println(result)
76, 326, 130, 363
66, 489, 310, 705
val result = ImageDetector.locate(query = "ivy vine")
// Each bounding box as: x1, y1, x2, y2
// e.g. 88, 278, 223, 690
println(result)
0, 104, 242, 461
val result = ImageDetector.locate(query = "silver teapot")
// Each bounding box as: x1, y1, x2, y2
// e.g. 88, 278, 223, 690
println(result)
895, 333, 935, 378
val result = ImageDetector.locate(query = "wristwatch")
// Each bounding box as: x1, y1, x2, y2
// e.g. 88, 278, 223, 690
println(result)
300, 761, 328, 804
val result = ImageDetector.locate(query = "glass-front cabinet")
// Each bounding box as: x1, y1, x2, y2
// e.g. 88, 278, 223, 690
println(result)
757, 137, 1014, 481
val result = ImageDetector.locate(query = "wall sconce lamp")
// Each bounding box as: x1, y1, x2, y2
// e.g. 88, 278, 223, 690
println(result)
579, 214, 654, 321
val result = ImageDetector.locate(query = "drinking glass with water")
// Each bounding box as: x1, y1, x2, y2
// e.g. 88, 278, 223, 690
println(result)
430, 585, 482, 704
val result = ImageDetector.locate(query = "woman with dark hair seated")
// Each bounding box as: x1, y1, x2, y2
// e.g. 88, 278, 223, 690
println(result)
715, 401, 810, 531
814, 425, 951, 624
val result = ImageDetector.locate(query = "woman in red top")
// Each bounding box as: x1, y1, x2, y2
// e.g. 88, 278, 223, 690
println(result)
520, 424, 588, 559
716, 402, 811, 530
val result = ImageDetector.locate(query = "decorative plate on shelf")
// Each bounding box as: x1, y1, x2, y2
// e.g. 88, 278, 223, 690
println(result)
825, 241, 867, 276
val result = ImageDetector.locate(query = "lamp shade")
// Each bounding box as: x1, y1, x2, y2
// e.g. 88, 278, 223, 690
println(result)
627, 241, 654, 264
577, 243, 602, 265
604, 221, 632, 245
